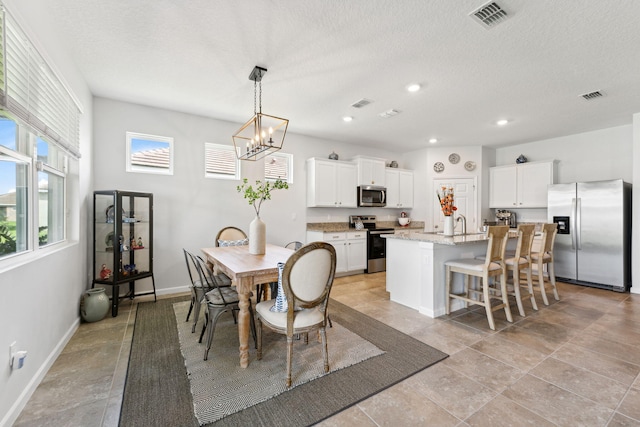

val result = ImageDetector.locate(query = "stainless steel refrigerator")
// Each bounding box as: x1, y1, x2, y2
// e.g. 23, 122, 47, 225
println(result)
547, 179, 632, 292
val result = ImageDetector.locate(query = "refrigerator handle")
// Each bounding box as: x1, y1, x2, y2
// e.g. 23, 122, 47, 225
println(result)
575, 198, 581, 250
570, 198, 577, 250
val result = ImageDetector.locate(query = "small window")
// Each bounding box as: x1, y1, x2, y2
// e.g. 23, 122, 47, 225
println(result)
265, 152, 293, 183
204, 143, 241, 180
126, 132, 174, 175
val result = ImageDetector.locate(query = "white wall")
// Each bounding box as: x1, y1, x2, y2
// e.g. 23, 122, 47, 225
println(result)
92, 97, 403, 295
0, 1, 93, 425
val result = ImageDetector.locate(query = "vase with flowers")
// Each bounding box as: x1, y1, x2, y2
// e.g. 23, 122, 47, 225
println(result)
437, 186, 457, 236
237, 178, 289, 254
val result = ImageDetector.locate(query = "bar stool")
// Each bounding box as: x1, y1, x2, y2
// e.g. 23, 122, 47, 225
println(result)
504, 224, 538, 316
530, 223, 559, 305
445, 225, 513, 330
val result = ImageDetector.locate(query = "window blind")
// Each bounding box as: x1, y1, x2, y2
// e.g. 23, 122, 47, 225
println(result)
0, 6, 81, 158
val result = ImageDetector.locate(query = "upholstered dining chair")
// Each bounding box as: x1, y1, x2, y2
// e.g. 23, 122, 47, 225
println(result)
255, 241, 337, 388
191, 253, 256, 361
215, 226, 248, 247
504, 224, 538, 316
183, 248, 232, 333
530, 223, 559, 305
445, 225, 513, 331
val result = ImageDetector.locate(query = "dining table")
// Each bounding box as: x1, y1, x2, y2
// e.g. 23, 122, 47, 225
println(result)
200, 243, 294, 368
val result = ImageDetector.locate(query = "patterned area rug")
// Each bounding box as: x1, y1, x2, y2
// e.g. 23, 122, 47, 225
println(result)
172, 301, 384, 425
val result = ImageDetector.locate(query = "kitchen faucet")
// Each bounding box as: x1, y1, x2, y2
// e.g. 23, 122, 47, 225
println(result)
456, 214, 466, 235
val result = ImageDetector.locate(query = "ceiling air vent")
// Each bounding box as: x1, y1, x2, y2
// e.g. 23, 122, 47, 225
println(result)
379, 109, 400, 119
581, 91, 604, 100
469, 1, 509, 29
351, 98, 373, 109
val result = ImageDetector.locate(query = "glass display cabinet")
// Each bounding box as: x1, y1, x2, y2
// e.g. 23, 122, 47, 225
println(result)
92, 190, 156, 316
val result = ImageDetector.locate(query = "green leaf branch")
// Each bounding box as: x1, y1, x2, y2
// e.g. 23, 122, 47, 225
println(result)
236, 178, 289, 217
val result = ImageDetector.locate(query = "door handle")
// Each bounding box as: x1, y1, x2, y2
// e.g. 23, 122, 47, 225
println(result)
575, 198, 581, 250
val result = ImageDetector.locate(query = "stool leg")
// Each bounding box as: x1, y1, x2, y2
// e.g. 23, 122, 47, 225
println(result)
482, 275, 496, 331
445, 266, 452, 315
526, 265, 538, 310
512, 266, 526, 317
549, 261, 560, 301
500, 271, 513, 323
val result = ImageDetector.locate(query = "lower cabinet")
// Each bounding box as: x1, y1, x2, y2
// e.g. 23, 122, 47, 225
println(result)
306, 230, 367, 274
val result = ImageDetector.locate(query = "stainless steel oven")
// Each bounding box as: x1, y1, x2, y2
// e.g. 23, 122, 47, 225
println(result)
349, 215, 394, 273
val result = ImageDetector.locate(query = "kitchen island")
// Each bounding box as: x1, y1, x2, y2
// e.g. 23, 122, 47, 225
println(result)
383, 232, 497, 318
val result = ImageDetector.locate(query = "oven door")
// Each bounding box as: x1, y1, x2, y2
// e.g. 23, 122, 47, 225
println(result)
366, 229, 393, 273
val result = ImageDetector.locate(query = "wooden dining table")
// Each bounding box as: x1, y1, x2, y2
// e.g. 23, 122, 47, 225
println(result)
200, 243, 294, 368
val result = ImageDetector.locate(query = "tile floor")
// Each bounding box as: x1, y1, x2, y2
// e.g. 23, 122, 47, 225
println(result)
14, 273, 640, 426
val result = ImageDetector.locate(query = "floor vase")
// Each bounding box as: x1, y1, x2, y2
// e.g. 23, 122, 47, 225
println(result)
250, 216, 266, 254
80, 288, 110, 322
443, 216, 455, 236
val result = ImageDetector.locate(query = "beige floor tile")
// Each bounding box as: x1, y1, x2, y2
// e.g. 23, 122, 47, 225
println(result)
358, 381, 461, 426
570, 333, 640, 366
317, 405, 378, 426
465, 394, 556, 427
607, 412, 640, 426
618, 388, 640, 421
503, 374, 613, 426
443, 348, 524, 392
530, 357, 629, 409
470, 334, 548, 371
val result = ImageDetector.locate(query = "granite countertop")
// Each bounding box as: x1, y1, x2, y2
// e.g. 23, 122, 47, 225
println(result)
383, 231, 490, 245
307, 221, 425, 232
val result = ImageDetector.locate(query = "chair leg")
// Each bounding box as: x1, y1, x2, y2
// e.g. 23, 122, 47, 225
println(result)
204, 308, 227, 361
321, 327, 329, 374
445, 266, 452, 315
199, 311, 208, 343
500, 272, 513, 323
511, 267, 526, 317
192, 297, 202, 333
256, 318, 263, 360
185, 298, 194, 322
526, 266, 538, 310
247, 302, 257, 349
549, 261, 560, 301
538, 260, 550, 305
482, 277, 496, 331
327, 315, 333, 328
286, 335, 293, 388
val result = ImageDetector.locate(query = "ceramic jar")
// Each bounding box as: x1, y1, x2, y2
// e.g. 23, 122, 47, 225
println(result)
80, 288, 110, 322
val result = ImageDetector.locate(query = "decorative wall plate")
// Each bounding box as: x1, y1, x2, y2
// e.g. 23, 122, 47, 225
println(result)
448, 153, 460, 164
433, 162, 445, 173
464, 161, 476, 171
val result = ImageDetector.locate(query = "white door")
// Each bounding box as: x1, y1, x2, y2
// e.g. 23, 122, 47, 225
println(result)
433, 178, 477, 233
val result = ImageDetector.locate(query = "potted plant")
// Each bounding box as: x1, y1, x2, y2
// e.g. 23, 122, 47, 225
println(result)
237, 178, 288, 254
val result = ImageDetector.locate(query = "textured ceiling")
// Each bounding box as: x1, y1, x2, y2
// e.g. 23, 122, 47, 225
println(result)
19, 0, 640, 151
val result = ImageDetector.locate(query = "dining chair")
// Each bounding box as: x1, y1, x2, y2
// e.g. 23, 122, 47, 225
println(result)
191, 253, 256, 361
255, 242, 337, 388
183, 248, 231, 333
215, 226, 249, 247
445, 225, 513, 331
504, 224, 538, 316
530, 223, 559, 305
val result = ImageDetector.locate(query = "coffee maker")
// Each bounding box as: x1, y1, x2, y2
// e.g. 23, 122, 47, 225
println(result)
496, 210, 517, 228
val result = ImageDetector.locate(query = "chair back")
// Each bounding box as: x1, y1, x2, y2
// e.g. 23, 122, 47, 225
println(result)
285, 241, 303, 251
281, 242, 336, 316
514, 224, 536, 259
540, 223, 558, 257
215, 227, 247, 246
191, 253, 228, 303
183, 248, 199, 286
485, 225, 510, 266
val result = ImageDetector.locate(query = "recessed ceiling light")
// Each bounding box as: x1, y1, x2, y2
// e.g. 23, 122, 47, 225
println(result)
406, 83, 421, 92
343, 116, 353, 122
429, 138, 438, 144
496, 119, 509, 126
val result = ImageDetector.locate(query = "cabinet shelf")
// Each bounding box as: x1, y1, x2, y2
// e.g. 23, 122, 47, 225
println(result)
92, 190, 156, 317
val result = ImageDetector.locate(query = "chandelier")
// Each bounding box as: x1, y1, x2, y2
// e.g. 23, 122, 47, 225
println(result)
232, 66, 289, 161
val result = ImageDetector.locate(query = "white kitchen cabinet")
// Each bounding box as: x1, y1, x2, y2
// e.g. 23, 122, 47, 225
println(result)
306, 230, 367, 274
489, 160, 555, 208
352, 156, 386, 186
385, 168, 414, 208
306, 158, 357, 207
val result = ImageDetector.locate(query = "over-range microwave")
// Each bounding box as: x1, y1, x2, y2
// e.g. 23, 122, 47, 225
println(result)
358, 185, 386, 207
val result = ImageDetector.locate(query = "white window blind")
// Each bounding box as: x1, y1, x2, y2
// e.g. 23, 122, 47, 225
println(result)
0, 7, 81, 158
265, 152, 293, 183
205, 143, 240, 180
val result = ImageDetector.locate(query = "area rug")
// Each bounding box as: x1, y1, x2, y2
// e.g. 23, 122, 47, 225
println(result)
120, 296, 448, 427
172, 301, 384, 424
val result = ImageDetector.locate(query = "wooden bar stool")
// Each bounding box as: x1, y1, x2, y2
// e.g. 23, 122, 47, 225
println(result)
530, 223, 559, 305
504, 224, 538, 316
445, 225, 513, 330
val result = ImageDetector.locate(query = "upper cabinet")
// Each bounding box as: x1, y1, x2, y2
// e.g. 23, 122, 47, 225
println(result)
489, 160, 555, 208
307, 158, 357, 208
385, 168, 414, 209
352, 156, 386, 186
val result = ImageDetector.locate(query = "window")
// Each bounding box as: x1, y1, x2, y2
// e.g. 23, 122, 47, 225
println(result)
265, 152, 293, 183
126, 132, 174, 175
36, 138, 66, 247
204, 143, 241, 180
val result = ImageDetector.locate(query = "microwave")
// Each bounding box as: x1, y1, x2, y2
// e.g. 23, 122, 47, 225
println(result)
358, 185, 386, 207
